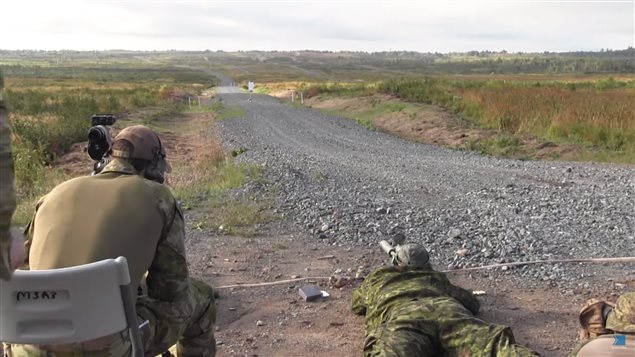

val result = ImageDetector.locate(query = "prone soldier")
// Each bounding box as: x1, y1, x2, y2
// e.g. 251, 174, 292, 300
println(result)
353, 239, 540, 356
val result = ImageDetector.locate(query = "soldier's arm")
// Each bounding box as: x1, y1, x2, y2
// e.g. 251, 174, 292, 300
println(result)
452, 285, 481, 315
136, 199, 195, 326
351, 281, 368, 315
442, 276, 480, 315
22, 195, 47, 269
352, 269, 381, 315
146, 202, 190, 303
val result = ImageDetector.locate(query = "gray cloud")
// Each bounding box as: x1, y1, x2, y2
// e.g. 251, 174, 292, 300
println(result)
2, 1, 632, 51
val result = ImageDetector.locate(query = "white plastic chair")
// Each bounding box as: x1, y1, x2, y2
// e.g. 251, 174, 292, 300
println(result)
0, 256, 144, 357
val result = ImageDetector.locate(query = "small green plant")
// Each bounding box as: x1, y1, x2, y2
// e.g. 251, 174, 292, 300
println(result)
211, 102, 224, 112
183, 104, 215, 113
215, 200, 276, 237
218, 105, 246, 120
142, 103, 182, 125
493, 135, 521, 148
353, 117, 374, 130
311, 171, 329, 182
230, 147, 248, 157
272, 243, 289, 250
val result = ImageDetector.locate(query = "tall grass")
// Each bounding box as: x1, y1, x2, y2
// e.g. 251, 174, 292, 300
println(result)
7, 85, 168, 195
304, 82, 378, 98
378, 78, 635, 154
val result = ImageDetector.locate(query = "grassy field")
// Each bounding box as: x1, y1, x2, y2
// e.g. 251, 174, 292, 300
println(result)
379, 78, 635, 159
0, 60, 259, 229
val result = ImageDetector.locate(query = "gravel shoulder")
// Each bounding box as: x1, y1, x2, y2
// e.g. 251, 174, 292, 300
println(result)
215, 87, 634, 286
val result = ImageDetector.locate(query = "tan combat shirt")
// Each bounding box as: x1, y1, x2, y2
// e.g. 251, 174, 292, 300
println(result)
25, 159, 192, 318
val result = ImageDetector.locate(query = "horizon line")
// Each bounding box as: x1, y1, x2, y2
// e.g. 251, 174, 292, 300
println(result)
1, 47, 633, 54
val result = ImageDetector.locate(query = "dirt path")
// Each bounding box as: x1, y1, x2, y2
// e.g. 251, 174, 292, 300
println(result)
189, 230, 587, 357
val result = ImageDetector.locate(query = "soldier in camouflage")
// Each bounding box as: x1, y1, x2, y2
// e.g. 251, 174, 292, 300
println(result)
4, 125, 216, 357
0, 71, 26, 282
352, 243, 540, 356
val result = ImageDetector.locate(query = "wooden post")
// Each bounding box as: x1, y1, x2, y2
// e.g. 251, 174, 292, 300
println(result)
300, 92, 304, 104
291, 91, 295, 102
197, 96, 201, 106
188, 97, 192, 109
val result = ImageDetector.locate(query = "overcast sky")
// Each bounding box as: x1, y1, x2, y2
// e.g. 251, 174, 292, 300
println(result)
3, 1, 634, 53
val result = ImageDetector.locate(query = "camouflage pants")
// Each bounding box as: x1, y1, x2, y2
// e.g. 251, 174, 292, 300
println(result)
138, 278, 216, 357
4, 278, 216, 357
364, 297, 539, 357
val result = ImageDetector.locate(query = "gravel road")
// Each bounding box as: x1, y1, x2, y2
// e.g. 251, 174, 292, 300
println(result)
214, 86, 635, 289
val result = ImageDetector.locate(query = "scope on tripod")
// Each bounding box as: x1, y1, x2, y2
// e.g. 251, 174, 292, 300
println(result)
87, 114, 117, 161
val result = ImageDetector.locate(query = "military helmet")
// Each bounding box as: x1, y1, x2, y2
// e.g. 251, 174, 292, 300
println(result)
394, 243, 430, 267
112, 125, 171, 182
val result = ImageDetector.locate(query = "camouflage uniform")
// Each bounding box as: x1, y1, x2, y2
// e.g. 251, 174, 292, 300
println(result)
606, 292, 635, 334
5, 158, 216, 357
352, 265, 539, 357
0, 72, 17, 281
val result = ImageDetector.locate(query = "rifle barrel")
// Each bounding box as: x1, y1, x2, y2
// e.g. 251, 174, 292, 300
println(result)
379, 240, 395, 255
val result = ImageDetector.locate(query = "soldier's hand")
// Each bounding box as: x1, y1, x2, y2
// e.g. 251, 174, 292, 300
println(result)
9, 228, 26, 269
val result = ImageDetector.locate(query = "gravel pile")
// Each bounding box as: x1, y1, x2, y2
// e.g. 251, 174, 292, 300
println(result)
214, 88, 635, 289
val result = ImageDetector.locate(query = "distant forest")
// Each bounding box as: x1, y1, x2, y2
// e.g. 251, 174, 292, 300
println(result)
1, 47, 633, 77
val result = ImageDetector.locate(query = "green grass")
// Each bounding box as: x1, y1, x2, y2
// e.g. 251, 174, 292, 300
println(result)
310, 170, 329, 182
272, 242, 289, 250
141, 103, 183, 125
213, 103, 246, 120
192, 198, 276, 237
173, 155, 277, 236
460, 135, 526, 159
172, 160, 260, 201
318, 108, 375, 130
213, 199, 276, 236
176, 165, 276, 237
182, 104, 215, 113
363, 101, 422, 120
315, 100, 423, 131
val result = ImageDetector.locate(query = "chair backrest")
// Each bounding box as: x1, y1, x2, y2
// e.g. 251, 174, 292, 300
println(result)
575, 334, 635, 356
0, 256, 140, 352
